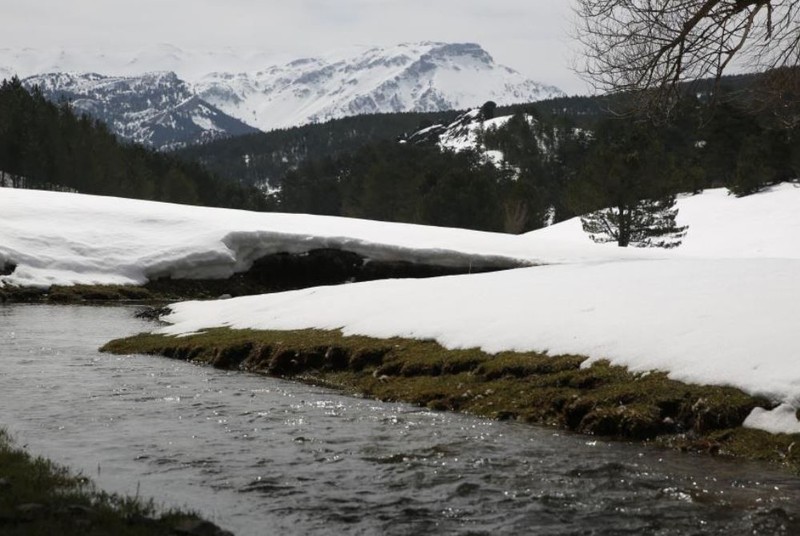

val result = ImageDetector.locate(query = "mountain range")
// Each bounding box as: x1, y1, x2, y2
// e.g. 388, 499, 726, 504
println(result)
23, 71, 259, 150
192, 42, 563, 132
3, 43, 563, 150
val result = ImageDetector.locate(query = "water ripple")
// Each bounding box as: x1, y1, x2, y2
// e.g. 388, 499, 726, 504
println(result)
2, 305, 800, 535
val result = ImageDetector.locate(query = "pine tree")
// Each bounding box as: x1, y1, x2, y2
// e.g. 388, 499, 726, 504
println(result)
572, 117, 688, 248
0, 79, 265, 209
729, 134, 776, 197
580, 196, 686, 248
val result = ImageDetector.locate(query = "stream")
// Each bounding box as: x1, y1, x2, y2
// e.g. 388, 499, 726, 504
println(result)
2, 304, 800, 535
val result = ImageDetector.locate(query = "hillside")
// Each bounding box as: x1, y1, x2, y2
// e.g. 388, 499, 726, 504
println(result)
182, 70, 797, 238
24, 71, 259, 150
0, 79, 266, 210
176, 109, 460, 187
175, 70, 780, 190
174, 93, 600, 192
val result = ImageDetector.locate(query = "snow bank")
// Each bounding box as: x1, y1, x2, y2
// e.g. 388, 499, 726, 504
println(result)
5, 183, 797, 288
524, 183, 800, 260
159, 258, 800, 426
3, 183, 800, 434
155, 183, 800, 435
0, 188, 537, 287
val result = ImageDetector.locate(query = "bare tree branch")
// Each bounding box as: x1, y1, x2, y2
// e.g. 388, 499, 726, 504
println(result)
575, 0, 799, 120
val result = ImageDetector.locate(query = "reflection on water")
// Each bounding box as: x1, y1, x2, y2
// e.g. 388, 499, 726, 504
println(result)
2, 304, 800, 535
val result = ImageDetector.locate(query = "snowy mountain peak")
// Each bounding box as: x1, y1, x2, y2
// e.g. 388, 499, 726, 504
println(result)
4, 42, 564, 147
193, 41, 564, 131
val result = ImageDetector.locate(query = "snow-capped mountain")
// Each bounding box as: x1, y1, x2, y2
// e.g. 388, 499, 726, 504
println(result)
5, 42, 564, 149
194, 42, 564, 131
23, 72, 259, 150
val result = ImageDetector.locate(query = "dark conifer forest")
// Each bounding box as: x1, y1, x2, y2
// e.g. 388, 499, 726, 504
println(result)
173, 71, 798, 235
0, 77, 269, 210
2, 72, 797, 236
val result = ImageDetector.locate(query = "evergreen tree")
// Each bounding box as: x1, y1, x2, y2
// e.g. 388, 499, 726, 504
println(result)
729, 134, 777, 197
572, 118, 687, 248
0, 78, 266, 210
580, 196, 686, 248
479, 100, 497, 120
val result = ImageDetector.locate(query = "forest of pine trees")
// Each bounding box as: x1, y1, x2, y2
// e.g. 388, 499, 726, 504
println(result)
176, 109, 461, 188
267, 93, 798, 236
0, 77, 269, 210
3, 72, 797, 240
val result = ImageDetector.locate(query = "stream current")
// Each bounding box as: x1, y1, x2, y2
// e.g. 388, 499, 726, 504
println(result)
2, 304, 800, 535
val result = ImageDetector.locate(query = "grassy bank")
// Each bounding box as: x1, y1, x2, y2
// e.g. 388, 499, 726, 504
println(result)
0, 284, 161, 304
0, 429, 231, 535
102, 328, 800, 473
0, 283, 221, 305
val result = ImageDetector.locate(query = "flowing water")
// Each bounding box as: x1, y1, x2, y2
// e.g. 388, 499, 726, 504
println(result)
2, 304, 800, 535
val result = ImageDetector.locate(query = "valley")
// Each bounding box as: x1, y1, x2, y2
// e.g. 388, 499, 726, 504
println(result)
2, 3, 800, 531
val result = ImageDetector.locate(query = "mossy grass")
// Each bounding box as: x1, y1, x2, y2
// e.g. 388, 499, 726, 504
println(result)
103, 327, 800, 474
0, 282, 226, 305
0, 428, 230, 535
0, 284, 159, 305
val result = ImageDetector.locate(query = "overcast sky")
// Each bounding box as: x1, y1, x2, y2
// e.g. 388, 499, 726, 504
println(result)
1, 0, 588, 94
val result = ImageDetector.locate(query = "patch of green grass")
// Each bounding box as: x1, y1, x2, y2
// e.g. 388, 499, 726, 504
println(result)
0, 280, 238, 305
103, 327, 800, 474
0, 429, 230, 535
709, 427, 800, 464
0, 284, 157, 304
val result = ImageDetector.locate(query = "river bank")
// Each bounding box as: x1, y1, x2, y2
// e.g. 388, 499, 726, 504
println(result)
6, 303, 800, 534
102, 326, 800, 474
0, 246, 515, 305
0, 428, 230, 536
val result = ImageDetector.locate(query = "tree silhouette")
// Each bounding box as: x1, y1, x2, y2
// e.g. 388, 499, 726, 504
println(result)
576, 0, 800, 119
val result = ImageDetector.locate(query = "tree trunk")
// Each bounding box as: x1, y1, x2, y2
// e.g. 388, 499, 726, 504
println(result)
618, 206, 631, 247
503, 199, 529, 234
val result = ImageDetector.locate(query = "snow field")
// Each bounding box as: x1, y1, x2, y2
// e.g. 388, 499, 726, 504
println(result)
2, 182, 799, 433
0, 188, 534, 287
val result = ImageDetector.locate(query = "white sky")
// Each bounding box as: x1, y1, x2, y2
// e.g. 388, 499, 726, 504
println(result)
0, 0, 588, 94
